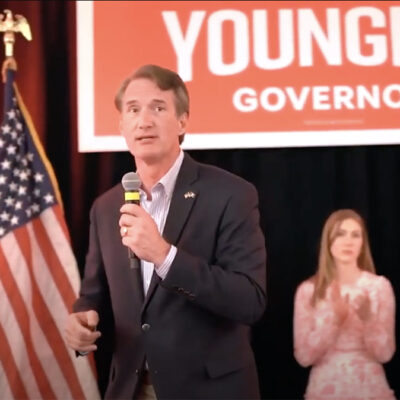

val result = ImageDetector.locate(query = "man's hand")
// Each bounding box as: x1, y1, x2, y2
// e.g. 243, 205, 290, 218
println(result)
65, 310, 101, 353
119, 203, 170, 266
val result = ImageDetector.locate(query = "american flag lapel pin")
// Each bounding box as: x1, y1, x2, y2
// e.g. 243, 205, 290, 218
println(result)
184, 191, 196, 199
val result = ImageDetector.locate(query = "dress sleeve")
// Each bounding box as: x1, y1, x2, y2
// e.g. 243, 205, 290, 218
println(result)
293, 281, 341, 367
363, 276, 396, 363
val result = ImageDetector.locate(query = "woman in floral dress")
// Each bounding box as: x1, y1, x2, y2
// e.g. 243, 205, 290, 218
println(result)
293, 209, 396, 400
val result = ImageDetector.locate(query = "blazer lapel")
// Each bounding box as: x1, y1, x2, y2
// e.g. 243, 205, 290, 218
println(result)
143, 153, 199, 307
143, 271, 160, 309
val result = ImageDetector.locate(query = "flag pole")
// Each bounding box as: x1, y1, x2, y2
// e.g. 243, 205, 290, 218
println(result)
0, 9, 32, 82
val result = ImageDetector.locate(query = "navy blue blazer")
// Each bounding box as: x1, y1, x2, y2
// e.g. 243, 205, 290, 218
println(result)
74, 153, 267, 399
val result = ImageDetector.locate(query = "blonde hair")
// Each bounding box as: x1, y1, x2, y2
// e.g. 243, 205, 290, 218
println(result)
311, 209, 375, 306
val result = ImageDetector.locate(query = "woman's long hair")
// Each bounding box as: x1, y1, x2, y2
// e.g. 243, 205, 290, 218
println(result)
311, 209, 376, 306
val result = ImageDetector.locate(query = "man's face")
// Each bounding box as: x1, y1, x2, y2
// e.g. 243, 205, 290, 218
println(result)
119, 78, 187, 164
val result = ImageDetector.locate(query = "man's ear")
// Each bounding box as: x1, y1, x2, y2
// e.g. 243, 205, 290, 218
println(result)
178, 112, 188, 134
119, 117, 123, 135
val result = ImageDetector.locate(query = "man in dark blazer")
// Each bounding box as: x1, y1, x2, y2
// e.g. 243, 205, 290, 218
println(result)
65, 64, 266, 399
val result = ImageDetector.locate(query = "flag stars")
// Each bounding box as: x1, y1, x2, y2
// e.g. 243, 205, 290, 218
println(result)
7, 144, 17, 155
1, 124, 11, 134
0, 211, 10, 221
5, 196, 14, 207
7, 109, 16, 119
19, 170, 29, 181
1, 159, 11, 169
44, 193, 54, 204
0, 85, 60, 239
34, 172, 44, 182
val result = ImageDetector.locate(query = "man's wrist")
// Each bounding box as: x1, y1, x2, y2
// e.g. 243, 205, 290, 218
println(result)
155, 245, 177, 279
154, 241, 171, 267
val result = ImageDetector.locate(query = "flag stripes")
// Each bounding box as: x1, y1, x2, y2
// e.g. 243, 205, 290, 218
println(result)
0, 306, 30, 400
0, 215, 99, 399
0, 238, 56, 398
31, 206, 79, 312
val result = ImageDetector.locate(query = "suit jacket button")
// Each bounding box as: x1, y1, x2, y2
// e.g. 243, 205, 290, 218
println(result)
142, 323, 151, 331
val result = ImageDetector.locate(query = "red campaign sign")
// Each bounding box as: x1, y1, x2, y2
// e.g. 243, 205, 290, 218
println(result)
77, 1, 400, 151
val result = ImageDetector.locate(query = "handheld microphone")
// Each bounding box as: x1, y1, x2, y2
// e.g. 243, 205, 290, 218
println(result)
121, 172, 141, 269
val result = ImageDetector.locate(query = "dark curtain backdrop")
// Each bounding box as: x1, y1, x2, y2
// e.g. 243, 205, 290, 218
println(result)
2, 2, 400, 399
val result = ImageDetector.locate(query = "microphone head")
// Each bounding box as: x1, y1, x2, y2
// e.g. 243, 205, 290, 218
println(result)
121, 172, 141, 191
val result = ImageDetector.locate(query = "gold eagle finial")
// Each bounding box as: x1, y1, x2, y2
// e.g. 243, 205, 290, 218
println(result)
0, 9, 32, 57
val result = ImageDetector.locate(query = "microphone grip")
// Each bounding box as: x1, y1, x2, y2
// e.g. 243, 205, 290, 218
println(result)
128, 247, 138, 259
125, 191, 140, 269
129, 256, 140, 270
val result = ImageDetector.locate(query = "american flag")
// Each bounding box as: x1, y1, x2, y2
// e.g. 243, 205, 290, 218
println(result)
0, 69, 100, 399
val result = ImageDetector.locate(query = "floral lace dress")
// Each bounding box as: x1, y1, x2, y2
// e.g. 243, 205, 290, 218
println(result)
294, 271, 396, 400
